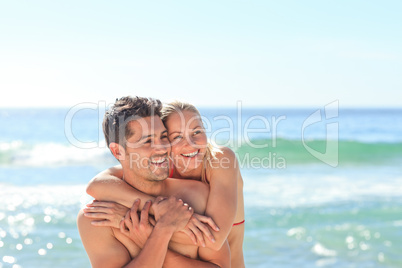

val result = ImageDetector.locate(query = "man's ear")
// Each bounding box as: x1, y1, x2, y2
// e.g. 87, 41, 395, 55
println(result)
109, 142, 125, 161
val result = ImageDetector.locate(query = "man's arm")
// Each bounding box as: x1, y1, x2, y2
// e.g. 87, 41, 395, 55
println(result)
123, 196, 228, 267
79, 207, 182, 268
124, 226, 225, 268
124, 224, 174, 268
119, 197, 228, 268
78, 199, 212, 268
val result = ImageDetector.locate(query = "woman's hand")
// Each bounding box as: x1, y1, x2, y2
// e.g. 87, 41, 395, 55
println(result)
120, 199, 154, 249
83, 200, 129, 229
181, 213, 220, 247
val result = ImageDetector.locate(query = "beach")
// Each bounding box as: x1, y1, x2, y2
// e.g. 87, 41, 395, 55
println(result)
1, 107, 401, 267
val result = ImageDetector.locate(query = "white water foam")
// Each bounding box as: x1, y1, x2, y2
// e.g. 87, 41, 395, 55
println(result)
1, 141, 115, 167
243, 173, 402, 208
0, 183, 91, 210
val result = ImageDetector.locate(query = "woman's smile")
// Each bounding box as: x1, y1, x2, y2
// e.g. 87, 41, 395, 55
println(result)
181, 149, 200, 158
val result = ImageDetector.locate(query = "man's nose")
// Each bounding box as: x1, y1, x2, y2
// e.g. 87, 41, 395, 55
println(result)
153, 138, 170, 153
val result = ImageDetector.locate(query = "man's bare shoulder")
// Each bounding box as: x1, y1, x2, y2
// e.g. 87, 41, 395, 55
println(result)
77, 209, 131, 267
77, 208, 114, 246
77, 209, 93, 232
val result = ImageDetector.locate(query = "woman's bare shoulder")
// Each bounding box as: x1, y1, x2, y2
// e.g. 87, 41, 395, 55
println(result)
215, 146, 236, 159
209, 146, 238, 171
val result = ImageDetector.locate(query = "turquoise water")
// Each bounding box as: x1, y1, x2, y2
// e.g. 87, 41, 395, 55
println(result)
0, 107, 401, 267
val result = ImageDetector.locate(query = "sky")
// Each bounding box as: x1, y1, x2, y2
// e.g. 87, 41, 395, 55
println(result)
1, 0, 401, 108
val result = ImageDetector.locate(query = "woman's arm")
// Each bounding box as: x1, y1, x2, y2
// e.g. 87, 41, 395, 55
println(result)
203, 147, 239, 251
86, 165, 156, 209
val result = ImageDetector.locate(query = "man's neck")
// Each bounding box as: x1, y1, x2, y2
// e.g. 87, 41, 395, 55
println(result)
122, 170, 166, 197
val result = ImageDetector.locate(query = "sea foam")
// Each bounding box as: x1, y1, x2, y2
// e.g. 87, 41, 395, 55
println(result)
0, 141, 115, 167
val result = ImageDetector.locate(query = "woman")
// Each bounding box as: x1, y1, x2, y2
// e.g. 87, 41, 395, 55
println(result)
84, 101, 245, 268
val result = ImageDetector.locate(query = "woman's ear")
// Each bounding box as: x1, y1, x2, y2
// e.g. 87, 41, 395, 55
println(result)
109, 142, 125, 161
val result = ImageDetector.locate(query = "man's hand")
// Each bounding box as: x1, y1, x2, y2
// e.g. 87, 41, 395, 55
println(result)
83, 200, 129, 229
120, 199, 154, 249
152, 196, 194, 232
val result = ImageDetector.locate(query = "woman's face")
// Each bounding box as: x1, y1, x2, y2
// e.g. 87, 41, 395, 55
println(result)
165, 110, 208, 176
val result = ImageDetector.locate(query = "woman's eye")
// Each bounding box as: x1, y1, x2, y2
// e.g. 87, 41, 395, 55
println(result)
194, 130, 202, 135
144, 139, 152, 144
162, 135, 168, 140
174, 135, 183, 140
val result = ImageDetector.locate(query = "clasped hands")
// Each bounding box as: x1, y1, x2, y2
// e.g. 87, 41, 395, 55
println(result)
83, 197, 219, 248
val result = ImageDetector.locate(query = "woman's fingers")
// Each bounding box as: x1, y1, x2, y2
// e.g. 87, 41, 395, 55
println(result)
120, 217, 129, 236
181, 228, 197, 245
90, 220, 114, 227
84, 201, 129, 229
83, 206, 118, 217
189, 223, 205, 247
197, 214, 220, 232
86, 201, 115, 208
83, 212, 111, 219
149, 216, 156, 226
86, 201, 129, 214
123, 209, 132, 230
192, 217, 216, 243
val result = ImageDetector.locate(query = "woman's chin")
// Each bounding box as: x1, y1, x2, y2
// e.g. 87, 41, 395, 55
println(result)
173, 151, 205, 175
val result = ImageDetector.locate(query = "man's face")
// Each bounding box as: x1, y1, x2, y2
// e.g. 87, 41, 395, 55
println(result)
124, 116, 171, 182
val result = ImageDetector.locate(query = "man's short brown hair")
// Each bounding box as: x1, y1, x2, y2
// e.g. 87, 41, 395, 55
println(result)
103, 96, 162, 148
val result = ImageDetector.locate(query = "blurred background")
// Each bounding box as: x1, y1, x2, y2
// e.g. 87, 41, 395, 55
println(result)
1, 1, 402, 267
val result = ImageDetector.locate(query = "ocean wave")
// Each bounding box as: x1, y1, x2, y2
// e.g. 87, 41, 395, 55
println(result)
234, 138, 402, 166
0, 183, 89, 210
1, 138, 401, 167
244, 173, 402, 208
0, 141, 116, 167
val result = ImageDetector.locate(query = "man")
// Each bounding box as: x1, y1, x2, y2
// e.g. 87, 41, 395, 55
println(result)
77, 96, 230, 267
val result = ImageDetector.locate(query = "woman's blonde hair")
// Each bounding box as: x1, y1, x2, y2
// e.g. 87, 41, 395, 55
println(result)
161, 101, 222, 184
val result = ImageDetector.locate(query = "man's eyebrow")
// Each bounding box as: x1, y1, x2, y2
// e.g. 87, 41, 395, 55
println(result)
140, 134, 153, 140
140, 130, 167, 139
192, 126, 202, 130
169, 131, 182, 136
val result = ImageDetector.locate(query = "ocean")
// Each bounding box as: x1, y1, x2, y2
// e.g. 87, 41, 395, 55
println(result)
0, 106, 401, 267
